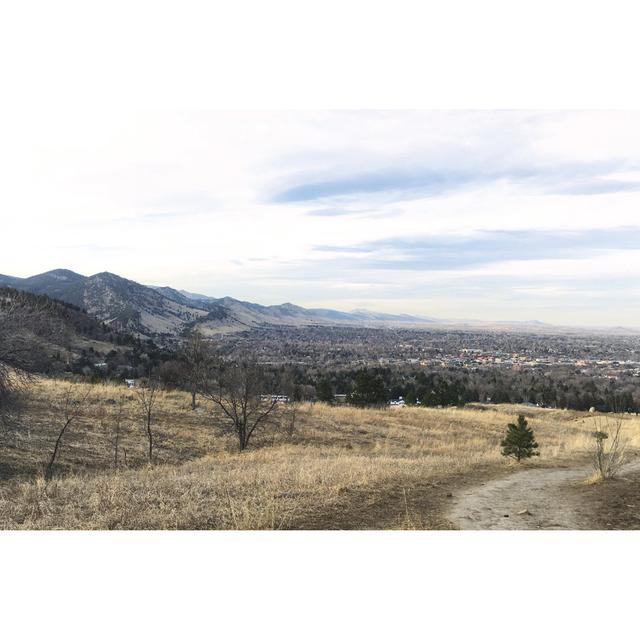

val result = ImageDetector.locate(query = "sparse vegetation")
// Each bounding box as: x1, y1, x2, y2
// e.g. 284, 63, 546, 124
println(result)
591, 414, 626, 481
2, 379, 640, 529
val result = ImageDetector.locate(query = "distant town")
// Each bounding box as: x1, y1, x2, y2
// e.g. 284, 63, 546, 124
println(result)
212, 326, 640, 380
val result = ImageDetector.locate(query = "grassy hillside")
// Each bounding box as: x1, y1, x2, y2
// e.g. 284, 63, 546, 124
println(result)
1, 379, 639, 529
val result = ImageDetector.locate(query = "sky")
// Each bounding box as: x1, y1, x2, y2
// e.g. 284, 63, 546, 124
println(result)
2, 109, 640, 326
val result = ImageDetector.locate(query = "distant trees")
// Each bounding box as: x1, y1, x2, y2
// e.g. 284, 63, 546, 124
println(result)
199, 359, 281, 451
420, 378, 477, 407
305, 364, 640, 414
348, 371, 387, 407
404, 389, 418, 405
604, 390, 635, 414
500, 415, 539, 462
316, 378, 334, 403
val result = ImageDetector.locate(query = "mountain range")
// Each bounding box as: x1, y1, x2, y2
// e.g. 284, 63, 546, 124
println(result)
0, 269, 435, 338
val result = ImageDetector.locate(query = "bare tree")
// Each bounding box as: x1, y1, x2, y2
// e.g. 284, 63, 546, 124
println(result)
280, 370, 299, 438
284, 402, 298, 438
200, 360, 281, 451
136, 378, 159, 464
591, 413, 626, 480
45, 384, 92, 481
0, 289, 66, 428
111, 394, 126, 469
182, 329, 213, 410
0, 293, 38, 426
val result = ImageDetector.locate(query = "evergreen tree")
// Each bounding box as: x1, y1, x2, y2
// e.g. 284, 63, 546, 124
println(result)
500, 414, 539, 461
404, 389, 417, 405
316, 378, 334, 403
348, 370, 387, 407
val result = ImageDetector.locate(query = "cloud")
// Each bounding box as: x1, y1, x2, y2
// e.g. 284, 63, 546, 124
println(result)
270, 159, 638, 205
312, 227, 640, 271
272, 168, 475, 202
4, 110, 640, 324
313, 245, 373, 254
119, 212, 189, 222
551, 179, 640, 195
306, 208, 357, 217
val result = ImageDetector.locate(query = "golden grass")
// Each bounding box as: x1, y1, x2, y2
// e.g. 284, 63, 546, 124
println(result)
2, 379, 640, 529
582, 472, 604, 486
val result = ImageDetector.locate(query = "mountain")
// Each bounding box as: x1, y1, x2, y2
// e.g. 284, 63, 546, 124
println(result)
4, 268, 631, 336
82, 272, 208, 334
178, 289, 219, 304
0, 273, 23, 288
346, 308, 434, 323
0, 285, 120, 369
193, 298, 433, 334
0, 268, 433, 337
2, 270, 208, 336
149, 286, 210, 309
1, 269, 88, 306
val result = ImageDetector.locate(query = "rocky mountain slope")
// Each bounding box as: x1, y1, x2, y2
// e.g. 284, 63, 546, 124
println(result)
1, 270, 207, 337
0, 269, 434, 337
0, 285, 120, 370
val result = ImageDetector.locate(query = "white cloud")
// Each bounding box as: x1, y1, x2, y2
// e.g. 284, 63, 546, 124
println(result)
2, 110, 640, 324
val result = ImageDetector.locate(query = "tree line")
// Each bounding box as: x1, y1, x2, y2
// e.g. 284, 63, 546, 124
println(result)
312, 367, 640, 412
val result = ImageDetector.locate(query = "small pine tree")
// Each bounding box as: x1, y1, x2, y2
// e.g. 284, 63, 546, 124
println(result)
500, 414, 539, 461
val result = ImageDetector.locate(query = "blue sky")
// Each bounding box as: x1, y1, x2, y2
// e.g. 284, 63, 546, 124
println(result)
2, 110, 640, 326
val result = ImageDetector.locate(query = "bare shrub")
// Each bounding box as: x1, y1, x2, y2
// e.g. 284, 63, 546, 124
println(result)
284, 402, 298, 438
135, 378, 159, 464
591, 413, 626, 480
111, 395, 126, 469
200, 359, 281, 451
45, 384, 92, 481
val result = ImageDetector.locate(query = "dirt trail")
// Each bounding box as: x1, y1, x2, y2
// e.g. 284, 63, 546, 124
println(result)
449, 459, 640, 530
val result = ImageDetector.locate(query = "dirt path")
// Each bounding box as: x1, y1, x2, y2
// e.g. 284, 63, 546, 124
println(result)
449, 459, 640, 530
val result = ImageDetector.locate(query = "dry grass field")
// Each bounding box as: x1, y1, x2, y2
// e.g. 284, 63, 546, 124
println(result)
2, 378, 640, 530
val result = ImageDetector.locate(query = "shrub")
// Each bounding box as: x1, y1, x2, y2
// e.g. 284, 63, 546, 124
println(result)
591, 415, 625, 480
500, 414, 539, 461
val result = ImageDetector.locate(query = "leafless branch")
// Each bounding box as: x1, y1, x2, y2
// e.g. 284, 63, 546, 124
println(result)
199, 359, 282, 451
135, 377, 159, 464
591, 413, 626, 480
45, 384, 92, 481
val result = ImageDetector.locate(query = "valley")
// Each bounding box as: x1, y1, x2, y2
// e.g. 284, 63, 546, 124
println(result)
3, 268, 640, 530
